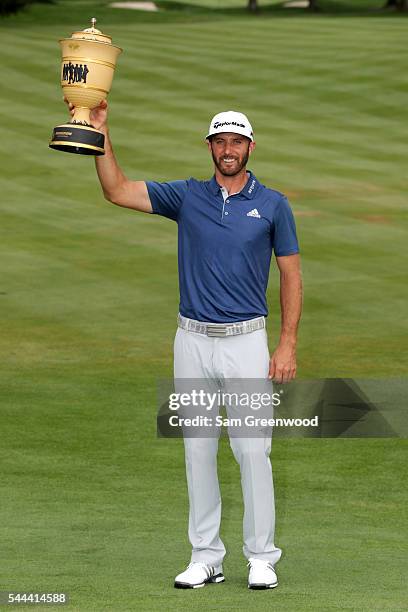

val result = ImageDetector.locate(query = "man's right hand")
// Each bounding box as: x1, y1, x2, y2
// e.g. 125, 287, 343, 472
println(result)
63, 97, 108, 131
63, 97, 152, 213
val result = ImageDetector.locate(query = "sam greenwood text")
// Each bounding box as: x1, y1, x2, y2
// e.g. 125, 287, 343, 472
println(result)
169, 415, 319, 428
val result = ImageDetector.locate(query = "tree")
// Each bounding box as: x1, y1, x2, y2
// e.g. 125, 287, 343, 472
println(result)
0, 0, 29, 14
384, 0, 408, 9
245, 0, 408, 13
0, 0, 50, 16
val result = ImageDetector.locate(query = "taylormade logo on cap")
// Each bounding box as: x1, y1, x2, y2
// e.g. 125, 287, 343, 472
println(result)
213, 121, 245, 129
206, 111, 254, 141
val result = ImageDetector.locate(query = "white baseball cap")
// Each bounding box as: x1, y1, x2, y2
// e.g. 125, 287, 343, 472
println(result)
206, 110, 254, 142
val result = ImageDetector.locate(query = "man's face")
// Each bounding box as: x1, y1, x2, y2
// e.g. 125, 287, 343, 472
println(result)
208, 132, 255, 177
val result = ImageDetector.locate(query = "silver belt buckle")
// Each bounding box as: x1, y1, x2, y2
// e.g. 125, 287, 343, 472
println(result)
206, 324, 227, 337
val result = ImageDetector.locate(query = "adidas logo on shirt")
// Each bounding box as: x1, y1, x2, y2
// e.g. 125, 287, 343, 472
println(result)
247, 208, 261, 219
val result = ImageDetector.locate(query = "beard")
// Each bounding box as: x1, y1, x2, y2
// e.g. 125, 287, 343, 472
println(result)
211, 144, 250, 177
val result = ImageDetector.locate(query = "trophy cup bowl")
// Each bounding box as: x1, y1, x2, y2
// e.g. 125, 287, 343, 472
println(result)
49, 18, 122, 156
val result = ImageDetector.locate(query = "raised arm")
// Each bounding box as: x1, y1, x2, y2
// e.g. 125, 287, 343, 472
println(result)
65, 99, 152, 213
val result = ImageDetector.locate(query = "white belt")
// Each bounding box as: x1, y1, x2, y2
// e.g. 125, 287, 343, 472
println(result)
177, 313, 265, 338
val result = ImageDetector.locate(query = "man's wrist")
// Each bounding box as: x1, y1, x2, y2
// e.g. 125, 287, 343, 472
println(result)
278, 333, 297, 349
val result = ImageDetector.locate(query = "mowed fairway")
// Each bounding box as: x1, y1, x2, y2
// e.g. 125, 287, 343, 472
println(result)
0, 2, 407, 610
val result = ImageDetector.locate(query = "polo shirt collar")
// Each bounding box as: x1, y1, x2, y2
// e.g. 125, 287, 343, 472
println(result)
241, 171, 259, 199
207, 171, 259, 199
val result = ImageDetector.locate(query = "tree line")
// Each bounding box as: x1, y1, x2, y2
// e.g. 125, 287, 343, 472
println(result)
1, 0, 407, 16
247, 0, 408, 11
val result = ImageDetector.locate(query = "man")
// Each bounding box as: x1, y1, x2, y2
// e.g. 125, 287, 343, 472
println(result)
67, 101, 302, 589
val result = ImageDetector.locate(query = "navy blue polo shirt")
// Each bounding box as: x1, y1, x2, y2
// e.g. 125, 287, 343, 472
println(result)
146, 172, 299, 323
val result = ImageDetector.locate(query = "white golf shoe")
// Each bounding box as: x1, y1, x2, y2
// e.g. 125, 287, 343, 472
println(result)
247, 558, 278, 590
174, 561, 225, 589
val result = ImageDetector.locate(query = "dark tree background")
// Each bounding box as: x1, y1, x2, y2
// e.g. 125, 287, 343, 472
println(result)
384, 0, 408, 10
0, 0, 51, 15
247, 0, 408, 11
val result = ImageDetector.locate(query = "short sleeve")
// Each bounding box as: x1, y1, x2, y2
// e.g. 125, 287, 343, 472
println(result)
272, 196, 300, 256
146, 180, 188, 221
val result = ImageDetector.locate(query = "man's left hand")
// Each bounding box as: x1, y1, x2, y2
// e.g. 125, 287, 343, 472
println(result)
268, 343, 297, 384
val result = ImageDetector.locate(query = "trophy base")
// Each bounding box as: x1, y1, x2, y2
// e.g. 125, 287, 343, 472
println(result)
49, 123, 105, 155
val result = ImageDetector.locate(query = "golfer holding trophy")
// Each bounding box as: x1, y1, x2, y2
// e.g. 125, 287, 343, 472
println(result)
53, 19, 302, 592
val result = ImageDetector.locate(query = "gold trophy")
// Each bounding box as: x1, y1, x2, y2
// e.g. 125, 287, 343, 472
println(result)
49, 18, 122, 156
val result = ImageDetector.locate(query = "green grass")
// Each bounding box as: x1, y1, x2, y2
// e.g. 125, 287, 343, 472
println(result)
1, 1, 407, 610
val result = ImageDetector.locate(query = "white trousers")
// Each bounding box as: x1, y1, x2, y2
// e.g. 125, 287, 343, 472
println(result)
174, 324, 282, 567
